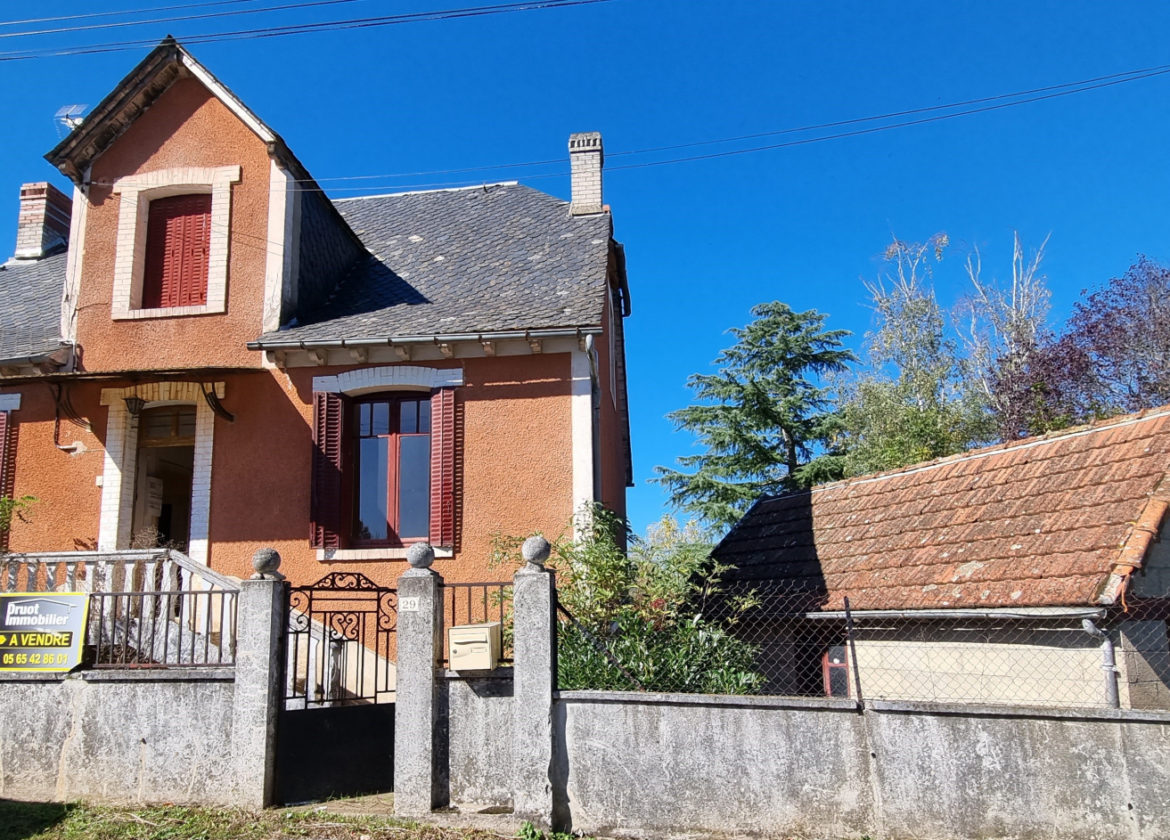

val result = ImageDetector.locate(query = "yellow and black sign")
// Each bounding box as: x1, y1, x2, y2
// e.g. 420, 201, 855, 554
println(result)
0, 593, 89, 672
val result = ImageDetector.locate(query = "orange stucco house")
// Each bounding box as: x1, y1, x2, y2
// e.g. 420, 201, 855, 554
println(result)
0, 38, 632, 589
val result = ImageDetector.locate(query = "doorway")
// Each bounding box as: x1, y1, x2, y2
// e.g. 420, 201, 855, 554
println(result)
130, 405, 195, 551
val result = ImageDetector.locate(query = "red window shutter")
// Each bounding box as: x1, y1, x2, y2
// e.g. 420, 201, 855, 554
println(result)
429, 387, 456, 548
310, 392, 346, 549
142, 194, 211, 309
0, 412, 11, 552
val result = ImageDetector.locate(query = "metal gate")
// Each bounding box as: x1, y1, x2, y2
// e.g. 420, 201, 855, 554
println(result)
274, 573, 397, 805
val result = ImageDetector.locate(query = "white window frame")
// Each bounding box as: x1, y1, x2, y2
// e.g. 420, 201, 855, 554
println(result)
111, 165, 240, 320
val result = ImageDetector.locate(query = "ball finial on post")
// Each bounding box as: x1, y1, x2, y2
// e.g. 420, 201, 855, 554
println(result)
521, 535, 551, 572
250, 547, 284, 580
407, 542, 436, 570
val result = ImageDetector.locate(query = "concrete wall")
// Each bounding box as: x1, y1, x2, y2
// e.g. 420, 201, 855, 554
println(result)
0, 671, 237, 805
553, 692, 1170, 840
445, 673, 514, 807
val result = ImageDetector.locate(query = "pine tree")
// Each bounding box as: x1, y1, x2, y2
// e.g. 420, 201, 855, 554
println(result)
653, 302, 854, 530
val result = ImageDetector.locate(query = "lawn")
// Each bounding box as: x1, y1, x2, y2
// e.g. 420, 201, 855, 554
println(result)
0, 801, 528, 840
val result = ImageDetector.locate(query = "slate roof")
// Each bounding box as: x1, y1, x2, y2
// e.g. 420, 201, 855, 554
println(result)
0, 252, 66, 362
712, 408, 1170, 611
256, 183, 613, 344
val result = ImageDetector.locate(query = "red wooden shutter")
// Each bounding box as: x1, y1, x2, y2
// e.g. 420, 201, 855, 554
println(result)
0, 412, 11, 552
310, 392, 346, 549
142, 194, 211, 309
429, 387, 456, 548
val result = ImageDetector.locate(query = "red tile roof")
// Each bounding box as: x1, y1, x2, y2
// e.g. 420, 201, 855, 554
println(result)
711, 408, 1170, 611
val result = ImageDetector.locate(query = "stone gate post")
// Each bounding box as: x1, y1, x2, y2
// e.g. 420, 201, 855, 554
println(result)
394, 543, 445, 816
511, 536, 557, 827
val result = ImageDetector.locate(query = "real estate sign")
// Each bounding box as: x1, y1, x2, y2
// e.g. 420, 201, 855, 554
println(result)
0, 593, 89, 671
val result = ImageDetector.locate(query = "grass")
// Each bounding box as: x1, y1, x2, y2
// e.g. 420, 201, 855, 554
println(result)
0, 801, 516, 840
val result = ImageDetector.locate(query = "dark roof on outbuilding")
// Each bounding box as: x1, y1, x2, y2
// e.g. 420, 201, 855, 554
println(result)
256, 183, 613, 345
711, 408, 1170, 612
0, 252, 66, 363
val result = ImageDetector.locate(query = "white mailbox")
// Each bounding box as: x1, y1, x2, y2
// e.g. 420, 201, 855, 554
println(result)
448, 622, 502, 671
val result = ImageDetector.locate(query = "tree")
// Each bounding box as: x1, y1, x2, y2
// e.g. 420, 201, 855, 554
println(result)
493, 509, 763, 694
956, 232, 1057, 439
839, 235, 991, 475
653, 302, 854, 530
1052, 257, 1170, 415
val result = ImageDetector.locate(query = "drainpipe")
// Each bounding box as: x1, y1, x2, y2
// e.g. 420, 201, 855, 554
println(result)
1082, 619, 1120, 709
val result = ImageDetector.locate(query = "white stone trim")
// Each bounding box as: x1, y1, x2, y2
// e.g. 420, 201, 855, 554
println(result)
97, 381, 222, 560
316, 546, 454, 563
313, 365, 464, 395
262, 161, 298, 336
571, 349, 595, 528
61, 181, 88, 343
110, 165, 241, 320
0, 394, 22, 411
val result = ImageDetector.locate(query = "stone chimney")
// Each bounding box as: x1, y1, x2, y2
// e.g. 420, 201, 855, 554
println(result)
568, 132, 604, 215
14, 182, 71, 260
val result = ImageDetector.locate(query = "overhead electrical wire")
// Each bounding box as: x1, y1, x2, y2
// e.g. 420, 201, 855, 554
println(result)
0, 0, 266, 29
0, 0, 369, 39
0, 0, 611, 59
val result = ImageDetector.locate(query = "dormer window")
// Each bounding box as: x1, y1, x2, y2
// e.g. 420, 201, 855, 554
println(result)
142, 194, 211, 309
111, 165, 239, 319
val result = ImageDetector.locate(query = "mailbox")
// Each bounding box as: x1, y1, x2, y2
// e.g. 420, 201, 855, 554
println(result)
448, 622, 502, 671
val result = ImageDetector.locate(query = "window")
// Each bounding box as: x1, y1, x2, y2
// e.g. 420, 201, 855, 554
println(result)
822, 644, 851, 697
0, 409, 12, 552
353, 396, 431, 542
110, 165, 239, 319
142, 194, 211, 309
311, 386, 456, 552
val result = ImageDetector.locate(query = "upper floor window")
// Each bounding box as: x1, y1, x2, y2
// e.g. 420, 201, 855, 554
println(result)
142, 194, 211, 309
111, 165, 239, 320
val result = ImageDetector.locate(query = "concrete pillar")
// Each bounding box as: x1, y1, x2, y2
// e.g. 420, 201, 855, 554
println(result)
394, 543, 445, 816
512, 536, 557, 826
230, 549, 287, 809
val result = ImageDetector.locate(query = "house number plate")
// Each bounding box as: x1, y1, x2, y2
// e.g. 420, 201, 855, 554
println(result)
400, 597, 420, 612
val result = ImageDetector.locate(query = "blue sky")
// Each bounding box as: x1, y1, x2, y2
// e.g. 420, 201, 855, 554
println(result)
3, 1, 1170, 535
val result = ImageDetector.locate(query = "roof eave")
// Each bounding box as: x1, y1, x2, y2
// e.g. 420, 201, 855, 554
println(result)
246, 325, 604, 352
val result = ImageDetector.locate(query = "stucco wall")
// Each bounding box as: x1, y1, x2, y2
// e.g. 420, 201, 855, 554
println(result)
553, 692, 1170, 840
76, 75, 273, 371
0, 672, 237, 806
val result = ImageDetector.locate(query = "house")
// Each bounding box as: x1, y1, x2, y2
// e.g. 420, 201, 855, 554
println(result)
711, 408, 1170, 710
0, 37, 632, 591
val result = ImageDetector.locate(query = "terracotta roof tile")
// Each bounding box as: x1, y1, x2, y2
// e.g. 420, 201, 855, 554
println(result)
713, 408, 1170, 610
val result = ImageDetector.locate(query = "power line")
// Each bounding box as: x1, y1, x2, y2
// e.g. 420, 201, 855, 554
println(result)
0, 0, 612, 60
0, 1, 264, 29
1, 0, 368, 40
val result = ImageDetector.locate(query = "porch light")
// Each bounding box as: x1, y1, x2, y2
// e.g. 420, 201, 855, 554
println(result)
123, 395, 146, 417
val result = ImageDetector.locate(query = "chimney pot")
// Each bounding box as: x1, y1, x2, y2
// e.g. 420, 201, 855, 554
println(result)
568, 131, 604, 216
14, 181, 71, 260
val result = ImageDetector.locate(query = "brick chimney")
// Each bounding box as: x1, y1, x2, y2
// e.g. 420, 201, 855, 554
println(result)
14, 182, 71, 260
568, 132, 604, 215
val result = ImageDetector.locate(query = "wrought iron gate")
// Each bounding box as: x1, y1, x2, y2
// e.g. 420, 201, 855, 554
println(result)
275, 573, 397, 805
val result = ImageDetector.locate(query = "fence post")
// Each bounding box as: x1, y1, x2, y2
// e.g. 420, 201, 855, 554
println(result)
394, 543, 446, 816
512, 536, 557, 827
231, 548, 286, 809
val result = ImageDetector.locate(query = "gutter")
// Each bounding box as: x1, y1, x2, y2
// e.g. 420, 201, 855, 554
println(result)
800, 606, 1108, 621
246, 326, 603, 352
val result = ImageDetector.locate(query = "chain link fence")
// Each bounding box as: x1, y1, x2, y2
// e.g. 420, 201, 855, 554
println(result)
555, 580, 1170, 711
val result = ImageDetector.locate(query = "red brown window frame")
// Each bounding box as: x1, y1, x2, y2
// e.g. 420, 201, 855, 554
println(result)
0, 411, 13, 552
351, 395, 431, 547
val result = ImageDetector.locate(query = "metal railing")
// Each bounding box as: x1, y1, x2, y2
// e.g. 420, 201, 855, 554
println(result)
2, 549, 240, 669
440, 581, 512, 666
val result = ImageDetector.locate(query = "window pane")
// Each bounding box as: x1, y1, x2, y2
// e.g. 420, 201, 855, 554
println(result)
372, 401, 390, 436
397, 434, 431, 538
359, 403, 371, 437
355, 437, 388, 541
400, 399, 418, 434
418, 398, 431, 433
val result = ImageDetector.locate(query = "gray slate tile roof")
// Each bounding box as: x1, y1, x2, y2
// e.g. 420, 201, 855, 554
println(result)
0, 252, 66, 362
258, 183, 613, 344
